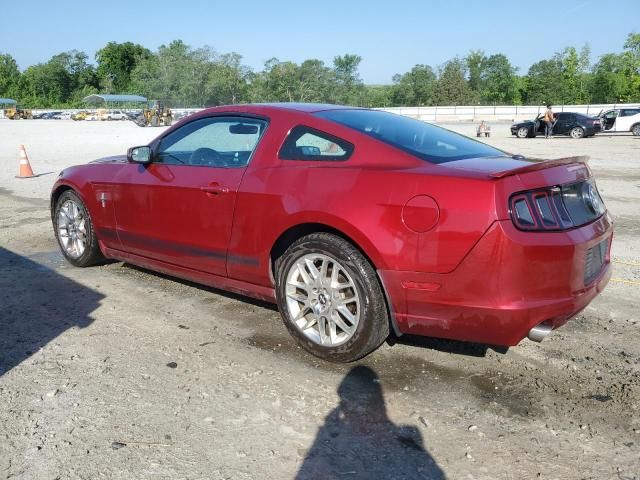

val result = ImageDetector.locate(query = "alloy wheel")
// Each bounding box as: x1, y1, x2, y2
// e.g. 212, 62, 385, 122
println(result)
57, 200, 87, 258
284, 253, 360, 346
571, 127, 585, 139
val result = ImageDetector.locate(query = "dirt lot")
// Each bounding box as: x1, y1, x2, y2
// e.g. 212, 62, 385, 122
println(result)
0, 119, 639, 480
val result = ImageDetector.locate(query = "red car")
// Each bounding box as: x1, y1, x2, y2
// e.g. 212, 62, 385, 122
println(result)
51, 104, 613, 362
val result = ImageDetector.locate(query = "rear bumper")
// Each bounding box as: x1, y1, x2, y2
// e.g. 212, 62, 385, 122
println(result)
380, 214, 613, 346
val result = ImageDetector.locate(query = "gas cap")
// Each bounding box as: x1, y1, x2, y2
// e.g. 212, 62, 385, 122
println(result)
401, 195, 440, 233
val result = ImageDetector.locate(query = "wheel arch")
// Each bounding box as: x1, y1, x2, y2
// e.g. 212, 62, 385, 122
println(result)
50, 184, 75, 221
50, 180, 90, 222
269, 222, 402, 337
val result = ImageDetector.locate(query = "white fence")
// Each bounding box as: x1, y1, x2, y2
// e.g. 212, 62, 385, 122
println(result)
378, 103, 640, 123
4, 103, 640, 123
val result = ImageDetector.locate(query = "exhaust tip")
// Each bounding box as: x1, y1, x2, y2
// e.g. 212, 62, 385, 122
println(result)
528, 324, 553, 343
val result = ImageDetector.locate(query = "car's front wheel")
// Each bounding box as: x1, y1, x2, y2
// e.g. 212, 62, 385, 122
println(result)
54, 190, 103, 267
275, 233, 389, 362
516, 127, 529, 138
570, 126, 585, 139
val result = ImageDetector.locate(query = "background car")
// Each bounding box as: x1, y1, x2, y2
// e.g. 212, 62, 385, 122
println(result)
41, 111, 62, 119
599, 107, 640, 135
101, 109, 128, 121
511, 112, 601, 138
50, 104, 612, 362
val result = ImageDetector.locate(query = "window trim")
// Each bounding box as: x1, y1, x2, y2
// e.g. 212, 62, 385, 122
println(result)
278, 125, 354, 162
151, 113, 270, 169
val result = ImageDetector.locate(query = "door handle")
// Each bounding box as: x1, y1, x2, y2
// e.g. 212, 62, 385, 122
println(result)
200, 185, 229, 195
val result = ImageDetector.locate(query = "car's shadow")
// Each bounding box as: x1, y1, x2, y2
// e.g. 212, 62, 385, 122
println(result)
119, 262, 501, 359
0, 247, 104, 377
389, 333, 508, 357
118, 262, 277, 311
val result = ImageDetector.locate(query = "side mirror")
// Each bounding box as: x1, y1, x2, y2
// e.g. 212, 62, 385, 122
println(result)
127, 145, 152, 163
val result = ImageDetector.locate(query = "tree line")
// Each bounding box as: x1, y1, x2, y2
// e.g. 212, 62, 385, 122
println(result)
0, 33, 638, 109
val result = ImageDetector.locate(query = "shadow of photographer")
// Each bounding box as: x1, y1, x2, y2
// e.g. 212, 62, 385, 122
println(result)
296, 365, 446, 480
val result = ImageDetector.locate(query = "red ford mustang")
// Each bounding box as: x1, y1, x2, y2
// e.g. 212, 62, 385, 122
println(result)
51, 103, 612, 362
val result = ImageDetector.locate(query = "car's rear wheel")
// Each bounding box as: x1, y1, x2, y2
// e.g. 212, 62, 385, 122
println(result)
632, 124, 640, 136
54, 190, 103, 267
516, 127, 529, 138
570, 126, 585, 139
275, 233, 389, 362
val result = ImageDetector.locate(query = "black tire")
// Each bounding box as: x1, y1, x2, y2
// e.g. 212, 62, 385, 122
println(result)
53, 190, 104, 267
516, 126, 529, 138
275, 233, 389, 362
632, 124, 640, 136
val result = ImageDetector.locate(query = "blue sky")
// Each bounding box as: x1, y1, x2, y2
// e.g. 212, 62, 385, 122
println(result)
2, 0, 638, 84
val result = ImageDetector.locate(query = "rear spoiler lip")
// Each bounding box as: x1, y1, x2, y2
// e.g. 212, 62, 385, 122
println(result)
489, 156, 590, 179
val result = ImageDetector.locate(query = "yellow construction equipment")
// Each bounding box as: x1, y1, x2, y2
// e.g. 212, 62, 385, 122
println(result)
72, 111, 89, 121
4, 106, 33, 120
134, 100, 173, 127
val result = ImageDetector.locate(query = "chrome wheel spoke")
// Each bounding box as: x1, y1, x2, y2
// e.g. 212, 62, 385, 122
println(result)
336, 304, 357, 326
293, 305, 310, 321
296, 261, 313, 286
317, 316, 329, 345
287, 279, 308, 290
331, 310, 354, 336
319, 259, 329, 282
302, 316, 317, 330
304, 258, 321, 281
330, 263, 340, 288
286, 291, 307, 304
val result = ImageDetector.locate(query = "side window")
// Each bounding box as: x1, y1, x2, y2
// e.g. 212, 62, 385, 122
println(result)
621, 109, 640, 117
603, 110, 618, 119
156, 116, 267, 167
280, 125, 354, 161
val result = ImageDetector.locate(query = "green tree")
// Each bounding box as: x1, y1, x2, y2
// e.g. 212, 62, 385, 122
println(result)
480, 54, 520, 104
433, 58, 473, 105
363, 85, 393, 107
0, 53, 20, 98
465, 50, 486, 94
391, 64, 436, 106
523, 57, 563, 104
96, 42, 152, 92
333, 54, 364, 104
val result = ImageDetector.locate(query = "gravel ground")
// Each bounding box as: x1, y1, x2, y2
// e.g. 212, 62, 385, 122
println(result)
0, 119, 639, 480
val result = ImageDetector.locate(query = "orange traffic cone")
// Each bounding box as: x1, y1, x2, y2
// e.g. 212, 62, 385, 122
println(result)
16, 145, 36, 178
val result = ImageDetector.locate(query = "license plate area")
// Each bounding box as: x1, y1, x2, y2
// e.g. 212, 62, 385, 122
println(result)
584, 238, 608, 285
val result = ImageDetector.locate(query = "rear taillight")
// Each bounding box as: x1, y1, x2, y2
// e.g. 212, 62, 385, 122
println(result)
509, 179, 605, 231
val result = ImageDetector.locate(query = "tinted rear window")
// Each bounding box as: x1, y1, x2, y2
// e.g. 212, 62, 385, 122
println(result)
315, 109, 505, 164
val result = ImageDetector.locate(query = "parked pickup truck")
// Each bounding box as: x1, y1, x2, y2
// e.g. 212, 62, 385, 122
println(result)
100, 109, 128, 121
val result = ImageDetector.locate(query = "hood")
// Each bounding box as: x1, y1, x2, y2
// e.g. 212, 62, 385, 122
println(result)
90, 154, 128, 164
439, 155, 589, 179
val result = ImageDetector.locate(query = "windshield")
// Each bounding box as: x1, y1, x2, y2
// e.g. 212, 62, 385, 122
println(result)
315, 109, 506, 164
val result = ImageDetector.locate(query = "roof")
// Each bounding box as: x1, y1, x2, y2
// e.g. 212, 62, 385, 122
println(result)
252, 103, 357, 113
0, 98, 17, 105
83, 94, 147, 104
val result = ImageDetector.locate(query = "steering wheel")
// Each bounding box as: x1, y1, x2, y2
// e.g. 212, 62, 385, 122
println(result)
189, 148, 222, 166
